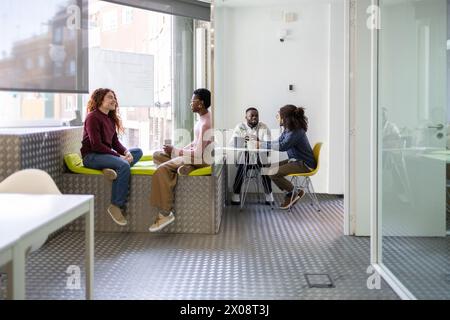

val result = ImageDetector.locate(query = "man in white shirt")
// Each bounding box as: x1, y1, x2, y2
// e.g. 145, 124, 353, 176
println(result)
230, 107, 273, 205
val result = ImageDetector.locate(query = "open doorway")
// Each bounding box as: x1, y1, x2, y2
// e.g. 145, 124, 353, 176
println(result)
213, 0, 350, 234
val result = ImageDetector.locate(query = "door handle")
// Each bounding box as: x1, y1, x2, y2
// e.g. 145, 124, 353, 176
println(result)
428, 124, 444, 130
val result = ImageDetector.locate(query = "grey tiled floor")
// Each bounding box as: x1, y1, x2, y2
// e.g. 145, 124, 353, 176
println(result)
383, 235, 450, 300
1, 194, 399, 300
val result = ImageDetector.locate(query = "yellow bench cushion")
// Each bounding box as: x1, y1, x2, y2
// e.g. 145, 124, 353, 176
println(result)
189, 166, 212, 176
132, 160, 156, 175
64, 153, 211, 176
64, 153, 103, 175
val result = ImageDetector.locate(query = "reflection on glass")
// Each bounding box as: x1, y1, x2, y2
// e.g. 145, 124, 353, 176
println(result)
87, 1, 174, 153
0, 0, 210, 156
379, 0, 450, 299
381, 107, 413, 208
0, 0, 88, 92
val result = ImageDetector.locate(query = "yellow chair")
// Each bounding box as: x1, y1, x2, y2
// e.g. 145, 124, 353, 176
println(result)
288, 143, 323, 212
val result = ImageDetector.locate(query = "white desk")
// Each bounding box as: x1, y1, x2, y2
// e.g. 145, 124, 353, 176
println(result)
0, 194, 94, 300
381, 148, 447, 237
0, 237, 14, 273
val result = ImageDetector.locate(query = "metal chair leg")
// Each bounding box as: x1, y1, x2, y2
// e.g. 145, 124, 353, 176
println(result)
305, 177, 321, 212
288, 176, 298, 213
256, 173, 261, 204
288, 176, 321, 212
240, 174, 252, 211
290, 176, 305, 213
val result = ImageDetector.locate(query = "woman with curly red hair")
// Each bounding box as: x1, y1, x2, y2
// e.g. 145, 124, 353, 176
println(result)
81, 88, 142, 226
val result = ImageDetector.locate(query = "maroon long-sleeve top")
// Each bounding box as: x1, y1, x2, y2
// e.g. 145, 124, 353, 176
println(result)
80, 109, 127, 158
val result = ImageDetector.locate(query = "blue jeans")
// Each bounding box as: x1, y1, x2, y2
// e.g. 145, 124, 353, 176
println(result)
83, 148, 143, 208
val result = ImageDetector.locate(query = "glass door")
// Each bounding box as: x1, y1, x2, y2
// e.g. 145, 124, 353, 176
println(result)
378, 0, 450, 299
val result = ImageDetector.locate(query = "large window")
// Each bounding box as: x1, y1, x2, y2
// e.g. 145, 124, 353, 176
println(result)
0, 91, 84, 127
0, 0, 88, 92
88, 1, 176, 152
0, 0, 211, 155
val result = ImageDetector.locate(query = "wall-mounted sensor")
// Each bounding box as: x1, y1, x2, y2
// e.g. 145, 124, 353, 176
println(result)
289, 84, 294, 91
279, 29, 288, 42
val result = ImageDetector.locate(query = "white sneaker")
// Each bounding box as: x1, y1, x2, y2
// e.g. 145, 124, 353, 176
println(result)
149, 212, 175, 232
265, 193, 274, 205
231, 193, 240, 205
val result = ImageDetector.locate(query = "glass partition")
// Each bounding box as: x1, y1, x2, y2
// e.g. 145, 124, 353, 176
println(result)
378, 0, 450, 299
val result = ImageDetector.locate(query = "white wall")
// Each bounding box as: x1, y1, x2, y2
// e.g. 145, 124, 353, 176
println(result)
214, 0, 346, 194
349, 0, 372, 236
328, 0, 346, 194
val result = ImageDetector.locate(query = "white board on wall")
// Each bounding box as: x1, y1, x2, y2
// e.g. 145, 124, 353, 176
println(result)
89, 48, 154, 107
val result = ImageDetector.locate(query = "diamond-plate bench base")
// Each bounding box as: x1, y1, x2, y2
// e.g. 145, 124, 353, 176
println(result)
61, 164, 226, 234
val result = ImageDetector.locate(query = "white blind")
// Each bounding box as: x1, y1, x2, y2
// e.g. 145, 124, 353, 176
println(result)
104, 0, 211, 21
